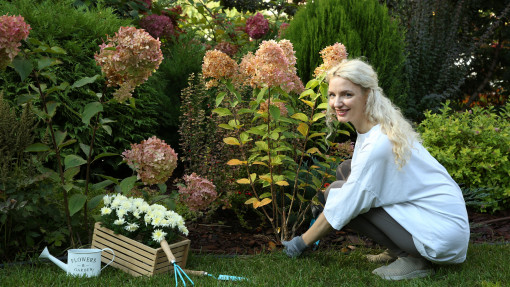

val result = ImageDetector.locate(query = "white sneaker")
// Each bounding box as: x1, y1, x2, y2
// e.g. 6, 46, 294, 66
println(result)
366, 249, 397, 263
372, 256, 434, 280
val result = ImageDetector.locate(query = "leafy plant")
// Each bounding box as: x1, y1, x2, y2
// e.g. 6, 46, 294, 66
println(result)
201, 41, 350, 241
418, 102, 510, 212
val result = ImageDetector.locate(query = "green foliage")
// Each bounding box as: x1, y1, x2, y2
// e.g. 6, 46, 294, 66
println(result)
0, 94, 37, 183
0, 168, 68, 262
0, 0, 159, 178
178, 73, 254, 222
211, 76, 347, 241
146, 32, 206, 148
418, 102, 510, 212
283, 0, 408, 109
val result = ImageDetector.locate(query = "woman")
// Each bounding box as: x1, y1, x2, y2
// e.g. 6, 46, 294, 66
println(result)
282, 59, 470, 281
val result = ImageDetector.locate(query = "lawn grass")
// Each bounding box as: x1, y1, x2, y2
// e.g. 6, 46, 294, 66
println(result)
1, 243, 508, 286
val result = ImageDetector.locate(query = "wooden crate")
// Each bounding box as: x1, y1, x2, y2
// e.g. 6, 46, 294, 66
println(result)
91, 222, 190, 277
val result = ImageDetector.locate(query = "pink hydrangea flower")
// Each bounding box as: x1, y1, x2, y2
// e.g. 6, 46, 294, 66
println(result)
202, 49, 238, 89
313, 43, 348, 78
238, 40, 304, 93
122, 136, 178, 185
0, 14, 31, 69
178, 173, 217, 211
94, 26, 163, 102
245, 12, 269, 39
139, 14, 174, 40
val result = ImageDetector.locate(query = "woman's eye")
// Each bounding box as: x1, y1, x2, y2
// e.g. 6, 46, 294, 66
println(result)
346, 93, 353, 97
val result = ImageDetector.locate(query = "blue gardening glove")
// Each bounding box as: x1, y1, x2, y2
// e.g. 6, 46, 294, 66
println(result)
282, 236, 308, 258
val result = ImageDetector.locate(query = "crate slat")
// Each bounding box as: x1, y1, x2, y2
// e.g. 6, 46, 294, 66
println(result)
91, 222, 190, 277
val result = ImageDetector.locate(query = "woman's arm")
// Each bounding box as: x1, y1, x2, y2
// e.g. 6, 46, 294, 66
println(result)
302, 213, 334, 245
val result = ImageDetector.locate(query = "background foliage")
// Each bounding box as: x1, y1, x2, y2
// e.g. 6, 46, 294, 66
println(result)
418, 102, 510, 212
283, 0, 409, 109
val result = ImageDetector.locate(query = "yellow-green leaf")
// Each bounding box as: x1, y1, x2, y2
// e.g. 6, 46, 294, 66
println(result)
245, 197, 258, 205
307, 147, 320, 154
223, 137, 240, 145
276, 180, 289, 186
256, 198, 272, 208
297, 123, 309, 136
317, 102, 329, 110
312, 113, 326, 122
252, 161, 268, 167
301, 99, 315, 108
227, 159, 247, 165
259, 174, 272, 183
237, 178, 251, 184
309, 132, 326, 139
291, 113, 309, 122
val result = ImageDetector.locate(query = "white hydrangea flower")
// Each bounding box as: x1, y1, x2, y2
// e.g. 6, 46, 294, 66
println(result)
152, 229, 167, 242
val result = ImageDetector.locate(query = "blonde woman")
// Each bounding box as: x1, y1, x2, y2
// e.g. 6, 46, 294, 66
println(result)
283, 59, 470, 280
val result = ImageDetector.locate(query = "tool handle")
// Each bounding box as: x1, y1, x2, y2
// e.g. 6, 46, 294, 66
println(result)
182, 269, 208, 276
160, 239, 176, 263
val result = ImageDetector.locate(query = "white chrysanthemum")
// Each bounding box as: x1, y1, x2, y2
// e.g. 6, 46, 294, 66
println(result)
114, 218, 125, 225
152, 229, 167, 242
116, 208, 128, 218
152, 216, 163, 227
178, 225, 189, 236
125, 222, 139, 232
103, 195, 113, 206
121, 199, 133, 211
139, 202, 151, 213
159, 219, 170, 227
144, 213, 152, 224
110, 195, 125, 209
133, 210, 141, 219
100, 207, 112, 215
151, 204, 166, 212
133, 198, 145, 209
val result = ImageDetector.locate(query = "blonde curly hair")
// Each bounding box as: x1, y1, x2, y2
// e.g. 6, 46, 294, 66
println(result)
326, 59, 420, 168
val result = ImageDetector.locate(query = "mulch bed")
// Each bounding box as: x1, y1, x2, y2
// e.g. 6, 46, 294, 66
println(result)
185, 208, 510, 256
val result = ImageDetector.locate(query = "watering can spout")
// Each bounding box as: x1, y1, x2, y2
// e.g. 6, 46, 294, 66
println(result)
39, 247, 68, 272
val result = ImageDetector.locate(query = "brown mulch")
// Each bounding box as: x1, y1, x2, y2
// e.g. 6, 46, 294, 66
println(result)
185, 208, 510, 256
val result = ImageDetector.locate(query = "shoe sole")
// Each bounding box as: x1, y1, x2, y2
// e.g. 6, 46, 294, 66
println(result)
378, 269, 434, 281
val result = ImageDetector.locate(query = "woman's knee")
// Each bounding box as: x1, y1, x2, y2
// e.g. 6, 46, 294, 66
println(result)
323, 180, 346, 202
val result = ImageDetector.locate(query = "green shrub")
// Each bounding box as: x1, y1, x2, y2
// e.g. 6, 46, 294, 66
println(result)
418, 102, 510, 212
146, 32, 206, 149
0, 0, 159, 178
283, 0, 409, 109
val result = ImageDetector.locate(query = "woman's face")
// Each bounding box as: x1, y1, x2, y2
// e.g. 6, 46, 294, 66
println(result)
328, 76, 373, 133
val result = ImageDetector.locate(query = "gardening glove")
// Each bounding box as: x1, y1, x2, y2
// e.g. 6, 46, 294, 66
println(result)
282, 236, 308, 258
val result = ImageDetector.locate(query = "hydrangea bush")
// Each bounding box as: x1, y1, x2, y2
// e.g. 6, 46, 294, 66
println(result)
100, 194, 188, 247
122, 136, 178, 185
177, 173, 217, 211
94, 26, 163, 102
200, 42, 350, 241
0, 14, 31, 69
139, 14, 175, 40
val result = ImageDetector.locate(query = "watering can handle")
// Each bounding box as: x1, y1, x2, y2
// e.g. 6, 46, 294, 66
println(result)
100, 248, 115, 271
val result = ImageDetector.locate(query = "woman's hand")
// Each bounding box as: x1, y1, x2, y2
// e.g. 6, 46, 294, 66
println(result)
282, 236, 308, 258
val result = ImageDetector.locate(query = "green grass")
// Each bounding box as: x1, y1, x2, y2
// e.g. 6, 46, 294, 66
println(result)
1, 244, 509, 286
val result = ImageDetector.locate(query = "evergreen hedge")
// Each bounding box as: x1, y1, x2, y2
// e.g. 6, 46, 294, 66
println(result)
283, 0, 409, 109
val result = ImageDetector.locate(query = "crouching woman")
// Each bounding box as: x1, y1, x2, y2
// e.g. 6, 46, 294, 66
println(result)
282, 59, 470, 281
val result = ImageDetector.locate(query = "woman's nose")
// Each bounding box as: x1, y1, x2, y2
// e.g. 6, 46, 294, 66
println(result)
333, 95, 344, 107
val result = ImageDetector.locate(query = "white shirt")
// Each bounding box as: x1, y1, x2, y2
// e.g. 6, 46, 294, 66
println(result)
323, 124, 470, 263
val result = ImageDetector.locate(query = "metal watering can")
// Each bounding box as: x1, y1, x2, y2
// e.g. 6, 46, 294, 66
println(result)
39, 247, 115, 277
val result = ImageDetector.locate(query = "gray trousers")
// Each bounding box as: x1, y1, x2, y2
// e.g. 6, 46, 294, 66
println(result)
323, 160, 420, 257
